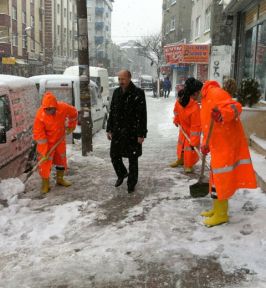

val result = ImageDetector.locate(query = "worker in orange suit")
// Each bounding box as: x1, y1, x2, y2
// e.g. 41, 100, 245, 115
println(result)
33, 91, 78, 193
200, 81, 257, 227
170, 77, 203, 173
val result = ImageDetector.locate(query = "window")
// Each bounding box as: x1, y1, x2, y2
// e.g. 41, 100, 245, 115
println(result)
70, 12, 72, 20
31, 16, 34, 27
204, 6, 211, 32
64, 8, 67, 17
22, 36, 26, 49
195, 16, 201, 38
57, 25, 60, 35
12, 34, 18, 46
12, 6, 17, 20
170, 16, 176, 31
90, 86, 97, 106
0, 96, 12, 132
31, 39, 35, 50
22, 11, 26, 24
57, 4, 60, 14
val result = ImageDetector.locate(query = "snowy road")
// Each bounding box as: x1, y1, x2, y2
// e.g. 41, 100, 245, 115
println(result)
1, 93, 266, 288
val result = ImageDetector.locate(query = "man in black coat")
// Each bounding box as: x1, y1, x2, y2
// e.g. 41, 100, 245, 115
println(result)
106, 70, 147, 193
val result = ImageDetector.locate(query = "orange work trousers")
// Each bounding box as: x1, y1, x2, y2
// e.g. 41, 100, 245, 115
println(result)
38, 141, 67, 179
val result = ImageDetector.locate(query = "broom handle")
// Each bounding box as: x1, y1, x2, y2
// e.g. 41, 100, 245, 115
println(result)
179, 125, 210, 170
199, 118, 214, 180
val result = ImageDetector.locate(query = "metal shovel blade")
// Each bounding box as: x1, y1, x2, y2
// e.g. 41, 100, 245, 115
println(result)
189, 181, 209, 198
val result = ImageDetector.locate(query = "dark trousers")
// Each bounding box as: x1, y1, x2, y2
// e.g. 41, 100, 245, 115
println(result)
163, 89, 170, 98
111, 155, 138, 187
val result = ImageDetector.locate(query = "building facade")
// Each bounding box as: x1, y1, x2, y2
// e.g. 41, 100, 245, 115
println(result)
162, 0, 193, 89
46, 0, 78, 73
0, 0, 45, 76
224, 0, 266, 99
87, 0, 114, 68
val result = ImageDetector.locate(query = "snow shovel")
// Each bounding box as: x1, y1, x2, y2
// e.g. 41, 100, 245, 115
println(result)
23, 135, 66, 184
189, 119, 214, 198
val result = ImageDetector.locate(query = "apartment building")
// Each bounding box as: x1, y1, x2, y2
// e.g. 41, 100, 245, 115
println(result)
162, 0, 193, 88
87, 0, 114, 68
0, 0, 45, 76
45, 0, 78, 73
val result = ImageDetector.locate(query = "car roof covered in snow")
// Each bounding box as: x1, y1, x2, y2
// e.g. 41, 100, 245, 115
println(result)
30, 74, 80, 83
30, 74, 98, 87
64, 66, 107, 76
140, 75, 153, 81
0, 75, 36, 90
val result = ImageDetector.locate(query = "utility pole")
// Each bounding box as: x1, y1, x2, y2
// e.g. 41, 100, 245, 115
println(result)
76, 0, 93, 155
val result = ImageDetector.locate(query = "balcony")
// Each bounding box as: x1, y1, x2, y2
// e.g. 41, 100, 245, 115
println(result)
95, 22, 104, 30
95, 36, 104, 45
95, 7, 104, 15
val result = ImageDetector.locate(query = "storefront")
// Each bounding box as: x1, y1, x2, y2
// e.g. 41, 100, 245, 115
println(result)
229, 0, 266, 99
163, 43, 210, 89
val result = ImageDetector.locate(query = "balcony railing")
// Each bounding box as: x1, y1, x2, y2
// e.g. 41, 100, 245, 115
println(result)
95, 7, 104, 15
95, 22, 104, 30
95, 36, 104, 45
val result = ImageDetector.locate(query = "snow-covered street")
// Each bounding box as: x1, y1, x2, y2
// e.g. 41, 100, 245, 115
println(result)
1, 93, 266, 288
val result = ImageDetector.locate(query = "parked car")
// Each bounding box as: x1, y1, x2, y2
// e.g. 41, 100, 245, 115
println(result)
64, 66, 110, 111
140, 75, 153, 91
30, 74, 105, 138
132, 78, 140, 87
0, 75, 39, 179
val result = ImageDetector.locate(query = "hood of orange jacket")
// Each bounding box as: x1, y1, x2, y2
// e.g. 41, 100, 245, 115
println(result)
201, 81, 221, 99
42, 92, 58, 109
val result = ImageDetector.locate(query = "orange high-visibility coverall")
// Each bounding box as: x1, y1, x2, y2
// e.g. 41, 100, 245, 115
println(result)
33, 92, 78, 178
201, 81, 257, 200
173, 98, 201, 168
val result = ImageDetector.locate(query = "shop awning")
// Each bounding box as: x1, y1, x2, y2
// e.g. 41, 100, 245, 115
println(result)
16, 59, 28, 65
164, 43, 210, 65
224, 0, 253, 14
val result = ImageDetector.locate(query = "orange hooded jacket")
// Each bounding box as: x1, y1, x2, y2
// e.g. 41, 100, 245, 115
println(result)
33, 92, 78, 157
174, 98, 201, 167
201, 81, 257, 200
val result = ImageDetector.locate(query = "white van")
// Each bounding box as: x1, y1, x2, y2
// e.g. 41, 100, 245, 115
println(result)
0, 75, 39, 179
64, 66, 110, 110
29, 75, 105, 138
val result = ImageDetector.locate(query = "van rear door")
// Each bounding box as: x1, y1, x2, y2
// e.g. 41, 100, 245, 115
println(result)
0, 92, 20, 178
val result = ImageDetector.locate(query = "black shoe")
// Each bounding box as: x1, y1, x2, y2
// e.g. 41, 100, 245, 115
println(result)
115, 173, 129, 187
128, 185, 135, 193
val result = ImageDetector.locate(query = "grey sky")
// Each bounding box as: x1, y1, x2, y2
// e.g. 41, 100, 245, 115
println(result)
111, 0, 162, 44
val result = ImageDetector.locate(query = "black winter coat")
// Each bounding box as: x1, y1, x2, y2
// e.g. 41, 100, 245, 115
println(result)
107, 82, 147, 158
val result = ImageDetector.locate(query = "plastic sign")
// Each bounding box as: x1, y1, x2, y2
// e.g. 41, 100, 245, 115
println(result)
164, 44, 210, 64
2, 57, 16, 65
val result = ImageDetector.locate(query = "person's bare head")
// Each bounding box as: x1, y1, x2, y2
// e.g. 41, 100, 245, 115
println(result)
118, 70, 131, 91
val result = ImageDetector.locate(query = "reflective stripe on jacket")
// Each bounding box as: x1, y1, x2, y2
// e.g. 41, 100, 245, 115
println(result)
201, 81, 257, 200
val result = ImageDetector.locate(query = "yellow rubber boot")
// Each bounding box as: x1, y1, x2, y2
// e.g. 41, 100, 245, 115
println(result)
41, 178, 50, 193
170, 158, 184, 168
203, 200, 229, 227
200, 199, 218, 217
56, 170, 72, 187
184, 166, 194, 173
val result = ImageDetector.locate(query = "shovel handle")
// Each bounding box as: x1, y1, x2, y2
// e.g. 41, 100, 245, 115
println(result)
199, 118, 214, 181
179, 125, 210, 170
23, 135, 66, 183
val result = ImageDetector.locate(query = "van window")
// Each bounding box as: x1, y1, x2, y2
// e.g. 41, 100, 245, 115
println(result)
45, 88, 73, 105
0, 95, 12, 131
90, 86, 97, 106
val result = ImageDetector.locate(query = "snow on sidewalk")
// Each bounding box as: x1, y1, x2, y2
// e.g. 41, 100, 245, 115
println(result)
0, 95, 266, 287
